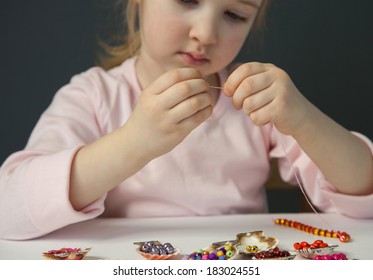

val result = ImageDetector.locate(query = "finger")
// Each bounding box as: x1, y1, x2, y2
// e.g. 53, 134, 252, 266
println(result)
148, 68, 203, 94
162, 78, 209, 109
242, 87, 275, 116
170, 91, 212, 122
248, 103, 275, 127
178, 105, 213, 131
224, 62, 270, 97
231, 70, 272, 109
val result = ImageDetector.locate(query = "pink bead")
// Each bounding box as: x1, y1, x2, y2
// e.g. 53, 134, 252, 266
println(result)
335, 253, 348, 260
322, 254, 332, 260
202, 255, 208, 260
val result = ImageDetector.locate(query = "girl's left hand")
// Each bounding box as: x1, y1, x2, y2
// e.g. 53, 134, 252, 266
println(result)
224, 62, 312, 136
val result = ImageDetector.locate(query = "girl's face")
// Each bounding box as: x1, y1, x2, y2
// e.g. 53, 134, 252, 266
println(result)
136, 0, 263, 87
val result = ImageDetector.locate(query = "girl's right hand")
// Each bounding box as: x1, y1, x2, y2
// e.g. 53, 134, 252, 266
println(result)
124, 68, 213, 160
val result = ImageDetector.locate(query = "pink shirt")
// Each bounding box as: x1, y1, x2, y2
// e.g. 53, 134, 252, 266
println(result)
1, 57, 373, 240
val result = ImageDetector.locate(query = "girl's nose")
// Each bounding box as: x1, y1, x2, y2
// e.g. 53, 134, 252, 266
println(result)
189, 16, 218, 46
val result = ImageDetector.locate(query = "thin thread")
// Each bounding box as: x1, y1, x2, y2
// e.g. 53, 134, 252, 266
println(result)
211, 84, 336, 229
272, 128, 335, 229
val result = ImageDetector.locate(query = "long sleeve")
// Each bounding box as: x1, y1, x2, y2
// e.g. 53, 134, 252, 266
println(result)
271, 129, 373, 218
2, 58, 372, 240
0, 67, 117, 240
0, 147, 105, 240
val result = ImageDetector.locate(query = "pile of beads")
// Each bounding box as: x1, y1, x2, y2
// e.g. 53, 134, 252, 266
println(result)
293, 239, 339, 259
42, 247, 91, 260
293, 240, 328, 250
135, 240, 181, 260
138, 241, 175, 255
253, 247, 291, 259
313, 253, 348, 260
185, 244, 235, 260
274, 218, 351, 242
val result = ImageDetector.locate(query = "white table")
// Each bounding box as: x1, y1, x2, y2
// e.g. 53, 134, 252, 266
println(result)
1, 213, 372, 260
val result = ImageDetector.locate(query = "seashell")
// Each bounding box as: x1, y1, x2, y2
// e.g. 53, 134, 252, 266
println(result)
203, 241, 240, 260
136, 248, 182, 260
42, 247, 91, 260
134, 241, 181, 260
297, 244, 339, 259
235, 231, 279, 255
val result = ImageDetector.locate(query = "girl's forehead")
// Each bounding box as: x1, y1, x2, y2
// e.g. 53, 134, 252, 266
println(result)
237, 0, 263, 8
138, 0, 264, 7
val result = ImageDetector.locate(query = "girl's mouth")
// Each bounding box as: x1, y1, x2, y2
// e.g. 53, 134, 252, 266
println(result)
179, 52, 209, 67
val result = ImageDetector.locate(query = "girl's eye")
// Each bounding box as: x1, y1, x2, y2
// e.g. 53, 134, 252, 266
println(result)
178, 0, 198, 5
225, 11, 247, 22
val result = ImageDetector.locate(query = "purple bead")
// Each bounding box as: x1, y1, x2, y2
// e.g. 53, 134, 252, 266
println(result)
140, 244, 150, 253
158, 248, 167, 255
163, 243, 173, 249
149, 247, 160, 255
146, 241, 155, 247
208, 253, 217, 260
165, 246, 175, 254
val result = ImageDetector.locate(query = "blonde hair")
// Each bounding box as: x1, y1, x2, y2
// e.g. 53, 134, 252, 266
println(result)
96, 0, 270, 70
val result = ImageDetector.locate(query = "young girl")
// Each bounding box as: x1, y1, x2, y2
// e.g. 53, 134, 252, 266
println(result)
1, 0, 372, 240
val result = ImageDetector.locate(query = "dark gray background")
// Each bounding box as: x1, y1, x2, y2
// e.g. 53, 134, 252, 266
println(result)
1, 1, 372, 211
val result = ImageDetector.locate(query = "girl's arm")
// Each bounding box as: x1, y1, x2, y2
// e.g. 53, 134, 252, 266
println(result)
70, 68, 213, 210
224, 62, 373, 196
290, 100, 373, 195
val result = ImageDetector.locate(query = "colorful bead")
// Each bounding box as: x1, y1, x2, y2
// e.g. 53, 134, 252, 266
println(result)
208, 253, 216, 260
338, 232, 350, 242
186, 244, 236, 260
224, 244, 232, 251
245, 245, 259, 253
216, 250, 224, 257
274, 218, 350, 243
226, 250, 234, 258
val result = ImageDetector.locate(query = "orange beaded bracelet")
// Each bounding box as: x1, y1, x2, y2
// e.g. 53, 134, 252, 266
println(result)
274, 218, 351, 242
